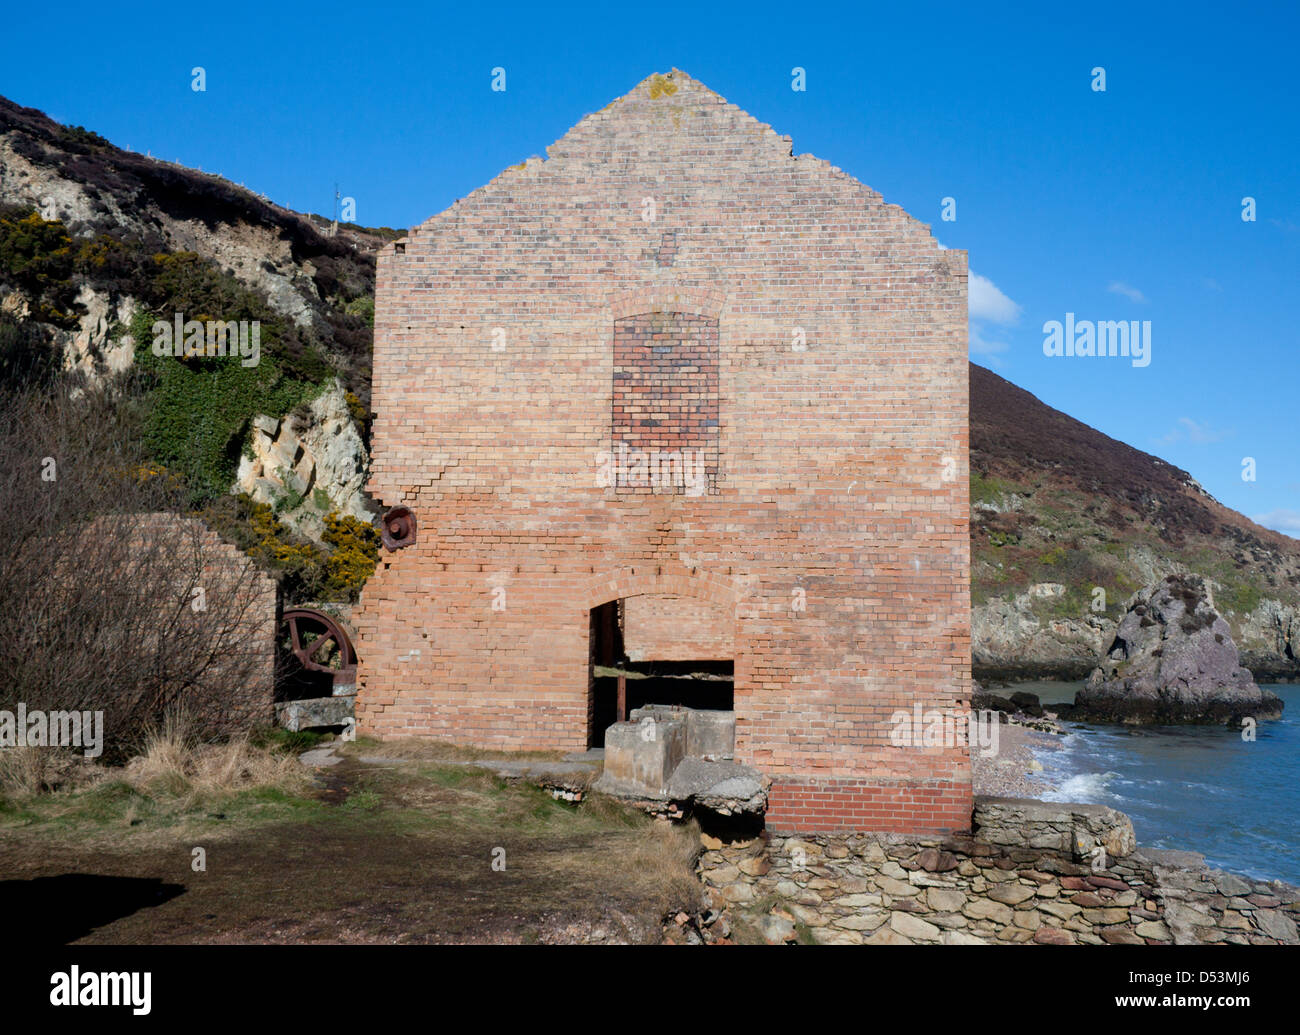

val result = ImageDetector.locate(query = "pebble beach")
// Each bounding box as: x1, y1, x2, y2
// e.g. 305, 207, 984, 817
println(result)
972, 719, 1064, 799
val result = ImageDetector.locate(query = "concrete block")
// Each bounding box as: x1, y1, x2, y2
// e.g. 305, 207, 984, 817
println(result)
276, 694, 356, 732
598, 715, 686, 798
629, 705, 735, 760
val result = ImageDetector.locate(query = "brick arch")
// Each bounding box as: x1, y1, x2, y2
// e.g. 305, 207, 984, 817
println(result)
580, 569, 741, 613
582, 569, 744, 748
606, 285, 726, 323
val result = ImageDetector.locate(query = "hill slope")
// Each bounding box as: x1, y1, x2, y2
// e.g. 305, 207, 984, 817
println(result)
0, 91, 390, 390
970, 364, 1300, 679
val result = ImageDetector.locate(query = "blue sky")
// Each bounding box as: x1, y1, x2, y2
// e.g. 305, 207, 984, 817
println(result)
5, 1, 1297, 533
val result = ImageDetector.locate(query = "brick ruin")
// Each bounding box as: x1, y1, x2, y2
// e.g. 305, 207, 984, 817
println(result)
355, 70, 970, 834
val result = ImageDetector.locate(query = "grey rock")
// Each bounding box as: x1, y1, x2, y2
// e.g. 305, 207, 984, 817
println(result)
298, 747, 343, 767
1215, 873, 1253, 897
889, 911, 940, 941
1076, 575, 1283, 724
757, 913, 796, 944
1254, 909, 1299, 943
988, 882, 1036, 906
276, 694, 355, 732
926, 888, 967, 912
974, 795, 1136, 859
665, 755, 767, 814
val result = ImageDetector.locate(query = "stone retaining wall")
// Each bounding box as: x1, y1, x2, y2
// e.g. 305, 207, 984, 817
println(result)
684, 797, 1300, 945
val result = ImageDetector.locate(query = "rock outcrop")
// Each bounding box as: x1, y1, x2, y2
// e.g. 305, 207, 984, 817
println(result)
59, 285, 136, 386
1236, 598, 1300, 679
971, 364, 1300, 684
974, 583, 1300, 685
1074, 575, 1284, 724
0, 101, 375, 336
972, 584, 1113, 680
234, 381, 374, 535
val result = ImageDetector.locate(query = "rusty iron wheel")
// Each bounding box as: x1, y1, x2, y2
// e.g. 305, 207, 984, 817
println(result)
282, 607, 357, 684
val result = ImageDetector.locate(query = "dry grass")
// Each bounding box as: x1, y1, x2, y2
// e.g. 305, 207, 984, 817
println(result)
0, 746, 86, 794
121, 713, 307, 804
614, 818, 703, 908
2, 731, 706, 942
1, 711, 306, 807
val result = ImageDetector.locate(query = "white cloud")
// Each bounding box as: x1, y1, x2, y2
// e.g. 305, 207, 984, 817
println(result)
1253, 509, 1300, 537
966, 271, 1021, 366
1107, 281, 1147, 303
969, 272, 1022, 325
1159, 417, 1231, 445
969, 325, 1010, 357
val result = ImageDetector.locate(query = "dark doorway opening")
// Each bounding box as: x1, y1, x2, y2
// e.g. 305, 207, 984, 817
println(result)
587, 599, 734, 747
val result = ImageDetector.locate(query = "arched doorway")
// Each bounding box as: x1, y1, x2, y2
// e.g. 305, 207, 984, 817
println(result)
583, 573, 739, 749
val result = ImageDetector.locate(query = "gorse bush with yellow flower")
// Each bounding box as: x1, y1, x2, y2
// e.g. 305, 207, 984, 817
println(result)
201, 493, 377, 602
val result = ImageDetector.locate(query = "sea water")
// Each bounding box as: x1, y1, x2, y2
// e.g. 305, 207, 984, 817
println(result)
1020, 682, 1300, 885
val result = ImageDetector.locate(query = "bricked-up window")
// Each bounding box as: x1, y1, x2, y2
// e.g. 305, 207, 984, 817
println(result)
611, 311, 719, 495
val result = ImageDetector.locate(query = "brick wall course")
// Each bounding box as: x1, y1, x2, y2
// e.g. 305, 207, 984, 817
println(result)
622, 593, 733, 661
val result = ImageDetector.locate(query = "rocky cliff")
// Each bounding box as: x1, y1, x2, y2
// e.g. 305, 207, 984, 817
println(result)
0, 93, 387, 542
1074, 574, 1283, 724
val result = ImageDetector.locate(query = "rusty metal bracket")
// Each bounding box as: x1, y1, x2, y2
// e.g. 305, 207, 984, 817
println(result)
379, 506, 417, 550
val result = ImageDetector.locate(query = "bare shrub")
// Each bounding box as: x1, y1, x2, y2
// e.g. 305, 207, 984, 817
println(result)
0, 380, 274, 762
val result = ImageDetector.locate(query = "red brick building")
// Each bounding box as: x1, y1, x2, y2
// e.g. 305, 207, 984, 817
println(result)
355, 70, 971, 833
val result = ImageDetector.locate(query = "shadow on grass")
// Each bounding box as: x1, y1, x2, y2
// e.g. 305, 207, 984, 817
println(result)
1, 874, 185, 944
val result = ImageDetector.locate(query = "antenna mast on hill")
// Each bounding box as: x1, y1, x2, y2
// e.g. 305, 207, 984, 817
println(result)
331, 182, 339, 237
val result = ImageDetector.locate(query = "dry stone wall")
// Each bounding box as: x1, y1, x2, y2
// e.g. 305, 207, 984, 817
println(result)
687, 797, 1300, 945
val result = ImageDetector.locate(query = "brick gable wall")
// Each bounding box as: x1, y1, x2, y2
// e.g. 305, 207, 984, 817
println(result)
355, 70, 971, 833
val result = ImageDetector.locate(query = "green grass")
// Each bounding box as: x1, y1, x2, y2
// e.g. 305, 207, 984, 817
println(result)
250, 727, 331, 753
0, 777, 326, 837
970, 472, 1026, 507
339, 789, 382, 813
0, 753, 703, 944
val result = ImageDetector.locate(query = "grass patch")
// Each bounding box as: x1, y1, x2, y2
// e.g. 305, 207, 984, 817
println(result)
0, 713, 318, 842
970, 471, 1025, 507
0, 774, 325, 840
0, 746, 704, 942
339, 789, 382, 813
250, 727, 331, 753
